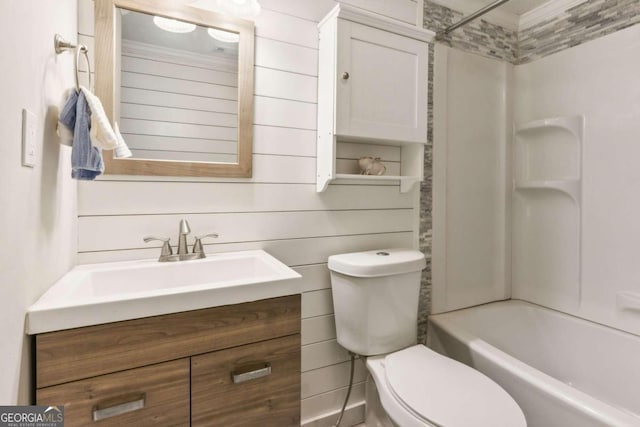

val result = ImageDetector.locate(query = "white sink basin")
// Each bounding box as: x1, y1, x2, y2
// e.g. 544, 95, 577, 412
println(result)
26, 250, 301, 334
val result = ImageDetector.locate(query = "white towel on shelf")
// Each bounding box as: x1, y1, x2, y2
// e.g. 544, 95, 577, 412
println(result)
79, 85, 132, 158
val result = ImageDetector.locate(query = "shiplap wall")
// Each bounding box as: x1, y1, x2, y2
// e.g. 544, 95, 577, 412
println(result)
77, 0, 420, 425
120, 41, 240, 162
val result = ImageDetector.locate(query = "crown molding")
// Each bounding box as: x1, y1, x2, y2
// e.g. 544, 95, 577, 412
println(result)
320, 4, 435, 42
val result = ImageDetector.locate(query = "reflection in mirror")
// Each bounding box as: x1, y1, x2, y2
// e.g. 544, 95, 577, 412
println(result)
96, 0, 254, 177
117, 8, 240, 163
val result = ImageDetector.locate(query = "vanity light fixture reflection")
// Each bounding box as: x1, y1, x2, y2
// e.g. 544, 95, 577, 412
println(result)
152, 16, 197, 33
208, 28, 240, 42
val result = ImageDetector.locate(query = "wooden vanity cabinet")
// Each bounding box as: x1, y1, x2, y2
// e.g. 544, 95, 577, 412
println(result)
192, 335, 301, 426
36, 359, 191, 426
35, 295, 301, 427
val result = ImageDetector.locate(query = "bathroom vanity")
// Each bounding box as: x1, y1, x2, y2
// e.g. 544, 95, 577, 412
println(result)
35, 295, 301, 426
27, 250, 302, 426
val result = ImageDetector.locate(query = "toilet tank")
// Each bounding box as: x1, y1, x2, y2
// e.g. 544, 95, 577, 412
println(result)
328, 249, 426, 356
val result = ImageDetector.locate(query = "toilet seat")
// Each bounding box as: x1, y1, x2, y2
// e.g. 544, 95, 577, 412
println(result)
367, 345, 526, 427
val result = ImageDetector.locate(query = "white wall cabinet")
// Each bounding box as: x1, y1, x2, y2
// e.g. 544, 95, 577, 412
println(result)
317, 5, 433, 192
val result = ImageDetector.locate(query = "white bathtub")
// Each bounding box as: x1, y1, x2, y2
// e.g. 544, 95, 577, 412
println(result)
427, 300, 640, 427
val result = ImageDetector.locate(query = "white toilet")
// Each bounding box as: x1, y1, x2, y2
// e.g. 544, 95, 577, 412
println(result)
328, 248, 526, 427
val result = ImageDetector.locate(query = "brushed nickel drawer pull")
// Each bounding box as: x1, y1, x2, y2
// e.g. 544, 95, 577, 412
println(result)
232, 362, 272, 384
92, 393, 146, 421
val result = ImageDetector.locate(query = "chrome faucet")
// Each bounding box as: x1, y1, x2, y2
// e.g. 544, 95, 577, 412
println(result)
144, 219, 218, 262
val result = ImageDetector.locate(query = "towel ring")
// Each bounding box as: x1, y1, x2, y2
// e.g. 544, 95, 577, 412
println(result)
54, 34, 92, 91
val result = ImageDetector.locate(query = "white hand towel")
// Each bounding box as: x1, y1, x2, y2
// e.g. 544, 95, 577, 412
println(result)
113, 122, 132, 158
80, 86, 118, 150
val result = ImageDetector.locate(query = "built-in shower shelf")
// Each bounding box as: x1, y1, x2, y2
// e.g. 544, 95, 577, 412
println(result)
515, 116, 584, 139
512, 115, 585, 307
514, 179, 580, 202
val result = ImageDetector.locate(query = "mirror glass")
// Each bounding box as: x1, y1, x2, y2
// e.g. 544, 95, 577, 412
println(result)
117, 8, 240, 163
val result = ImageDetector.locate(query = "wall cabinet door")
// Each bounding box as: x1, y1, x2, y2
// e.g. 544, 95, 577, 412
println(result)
336, 19, 428, 143
191, 334, 301, 426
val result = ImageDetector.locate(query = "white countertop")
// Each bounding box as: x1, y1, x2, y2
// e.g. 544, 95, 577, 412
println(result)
26, 250, 301, 334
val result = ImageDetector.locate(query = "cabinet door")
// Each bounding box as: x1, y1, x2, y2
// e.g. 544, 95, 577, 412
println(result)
36, 359, 190, 427
336, 19, 428, 143
192, 334, 301, 426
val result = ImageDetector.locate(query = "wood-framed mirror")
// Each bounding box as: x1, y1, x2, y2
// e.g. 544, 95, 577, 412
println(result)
95, 0, 254, 177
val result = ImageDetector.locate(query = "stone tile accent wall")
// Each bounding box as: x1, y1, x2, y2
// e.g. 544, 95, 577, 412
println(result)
519, 0, 640, 63
423, 1, 518, 63
417, 143, 432, 344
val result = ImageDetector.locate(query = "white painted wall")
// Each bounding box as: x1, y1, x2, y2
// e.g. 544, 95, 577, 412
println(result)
431, 45, 513, 313
0, 0, 77, 404
513, 25, 640, 336
77, 0, 422, 425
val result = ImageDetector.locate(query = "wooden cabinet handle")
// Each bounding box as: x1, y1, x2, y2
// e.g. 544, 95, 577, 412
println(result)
92, 393, 146, 421
231, 362, 271, 384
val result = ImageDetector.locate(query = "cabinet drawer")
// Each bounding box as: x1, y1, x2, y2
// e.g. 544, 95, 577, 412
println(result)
192, 334, 301, 426
36, 359, 190, 427
36, 295, 301, 387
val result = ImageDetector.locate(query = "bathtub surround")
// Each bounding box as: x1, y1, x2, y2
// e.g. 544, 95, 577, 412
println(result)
431, 45, 512, 313
424, 1, 640, 317
514, 24, 640, 338
419, 1, 517, 336
0, 0, 78, 404
432, 19, 640, 427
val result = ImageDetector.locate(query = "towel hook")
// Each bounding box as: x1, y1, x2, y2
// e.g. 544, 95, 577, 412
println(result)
54, 34, 92, 91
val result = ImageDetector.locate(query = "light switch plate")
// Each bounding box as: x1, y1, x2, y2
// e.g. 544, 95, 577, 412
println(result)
22, 109, 37, 168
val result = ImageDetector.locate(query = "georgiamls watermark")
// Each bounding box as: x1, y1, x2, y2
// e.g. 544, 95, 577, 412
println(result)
0, 406, 64, 427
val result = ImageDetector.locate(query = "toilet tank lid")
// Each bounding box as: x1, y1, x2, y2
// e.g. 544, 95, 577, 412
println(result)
328, 249, 426, 277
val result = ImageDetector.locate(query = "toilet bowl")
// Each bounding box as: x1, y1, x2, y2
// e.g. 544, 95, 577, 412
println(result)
328, 249, 526, 427
366, 345, 525, 426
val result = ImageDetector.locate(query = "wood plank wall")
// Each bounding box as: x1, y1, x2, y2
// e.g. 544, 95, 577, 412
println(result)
120, 41, 240, 162
77, 0, 420, 425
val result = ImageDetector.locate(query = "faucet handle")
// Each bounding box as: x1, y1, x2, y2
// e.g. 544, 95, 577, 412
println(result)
143, 236, 173, 258
192, 233, 219, 258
